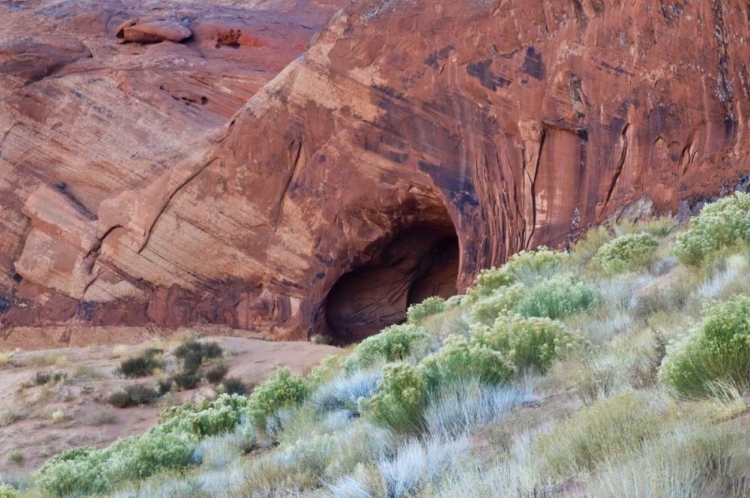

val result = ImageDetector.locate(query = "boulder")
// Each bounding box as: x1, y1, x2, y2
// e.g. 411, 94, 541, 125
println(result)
122, 20, 192, 44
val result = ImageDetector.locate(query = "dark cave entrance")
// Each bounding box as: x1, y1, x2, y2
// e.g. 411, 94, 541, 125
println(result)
324, 218, 460, 344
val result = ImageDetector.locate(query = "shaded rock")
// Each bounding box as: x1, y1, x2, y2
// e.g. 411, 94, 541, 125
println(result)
114, 18, 138, 38
122, 20, 192, 44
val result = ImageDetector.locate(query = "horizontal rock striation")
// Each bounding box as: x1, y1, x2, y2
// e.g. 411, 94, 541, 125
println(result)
3, 0, 750, 342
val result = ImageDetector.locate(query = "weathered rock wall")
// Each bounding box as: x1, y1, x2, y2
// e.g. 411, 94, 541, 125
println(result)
3, 0, 750, 342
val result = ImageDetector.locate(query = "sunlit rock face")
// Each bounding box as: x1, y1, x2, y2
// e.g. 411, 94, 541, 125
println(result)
3, 0, 750, 342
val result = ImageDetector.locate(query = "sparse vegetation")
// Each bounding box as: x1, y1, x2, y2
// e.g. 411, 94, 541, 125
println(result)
26, 195, 750, 497
8, 451, 24, 465
592, 232, 659, 275
108, 384, 160, 408
115, 348, 164, 378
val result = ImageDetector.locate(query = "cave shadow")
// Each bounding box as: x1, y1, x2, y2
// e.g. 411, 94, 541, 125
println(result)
324, 222, 460, 345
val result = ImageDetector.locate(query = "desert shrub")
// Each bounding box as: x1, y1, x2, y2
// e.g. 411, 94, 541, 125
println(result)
36, 447, 110, 496
247, 368, 309, 429
472, 315, 577, 374
470, 283, 526, 324
420, 335, 515, 389
206, 364, 229, 384
116, 348, 164, 378
312, 370, 381, 412
675, 192, 750, 265
23, 371, 67, 388
38, 395, 254, 496
468, 247, 567, 299
0, 484, 18, 498
515, 273, 599, 320
570, 225, 611, 266
536, 392, 666, 478
444, 295, 465, 309
0, 409, 23, 427
308, 353, 347, 386
342, 324, 431, 373
174, 339, 223, 373
407, 297, 446, 323
660, 295, 750, 397
362, 363, 428, 433
614, 216, 679, 238
172, 371, 201, 390
108, 384, 159, 408
587, 421, 750, 498
591, 232, 659, 275
425, 379, 532, 439
222, 377, 249, 395
8, 451, 23, 465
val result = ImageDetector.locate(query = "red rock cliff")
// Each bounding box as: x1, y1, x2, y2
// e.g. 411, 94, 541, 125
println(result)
3, 0, 750, 342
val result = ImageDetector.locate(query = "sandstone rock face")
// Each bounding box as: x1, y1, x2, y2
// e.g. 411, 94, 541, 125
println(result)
3, 0, 750, 343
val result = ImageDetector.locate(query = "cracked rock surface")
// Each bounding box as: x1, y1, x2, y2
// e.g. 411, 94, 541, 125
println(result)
3, 0, 750, 343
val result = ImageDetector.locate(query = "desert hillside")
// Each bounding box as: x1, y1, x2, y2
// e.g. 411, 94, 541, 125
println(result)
2, 199, 750, 496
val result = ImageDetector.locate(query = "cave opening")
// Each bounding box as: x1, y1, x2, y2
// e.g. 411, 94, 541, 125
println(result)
324, 215, 460, 345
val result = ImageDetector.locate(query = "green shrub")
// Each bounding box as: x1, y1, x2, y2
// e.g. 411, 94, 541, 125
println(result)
515, 273, 599, 320
342, 324, 431, 372
470, 283, 526, 324
206, 364, 229, 383
407, 297, 446, 323
247, 367, 309, 429
36, 447, 110, 496
38, 395, 252, 496
591, 232, 659, 275
472, 315, 577, 374
420, 335, 515, 389
535, 393, 666, 478
675, 192, 750, 265
108, 384, 160, 408
115, 348, 164, 378
174, 339, 223, 373
362, 363, 428, 433
0, 484, 18, 498
172, 371, 201, 390
660, 295, 750, 397
570, 225, 611, 266
468, 247, 567, 299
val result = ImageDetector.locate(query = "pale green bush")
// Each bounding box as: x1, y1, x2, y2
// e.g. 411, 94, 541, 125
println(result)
660, 295, 750, 397
591, 232, 659, 275
472, 315, 578, 374
468, 247, 567, 299
247, 368, 309, 429
407, 297, 446, 323
420, 335, 515, 389
0, 484, 17, 498
342, 323, 431, 373
515, 273, 599, 320
675, 192, 750, 265
37, 394, 253, 496
362, 363, 428, 433
470, 283, 526, 324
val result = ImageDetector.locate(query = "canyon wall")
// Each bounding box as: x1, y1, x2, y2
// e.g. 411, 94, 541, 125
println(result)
3, 0, 750, 343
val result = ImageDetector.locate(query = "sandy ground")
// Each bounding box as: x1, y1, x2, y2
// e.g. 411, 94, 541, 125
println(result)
0, 335, 339, 478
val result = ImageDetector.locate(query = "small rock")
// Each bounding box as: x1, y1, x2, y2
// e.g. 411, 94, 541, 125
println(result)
114, 18, 138, 38
123, 21, 192, 44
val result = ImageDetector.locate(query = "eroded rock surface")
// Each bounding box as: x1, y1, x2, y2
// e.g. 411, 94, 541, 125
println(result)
3, 0, 750, 342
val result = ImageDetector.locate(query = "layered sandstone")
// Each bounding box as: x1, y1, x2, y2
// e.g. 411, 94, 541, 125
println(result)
3, 0, 750, 343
